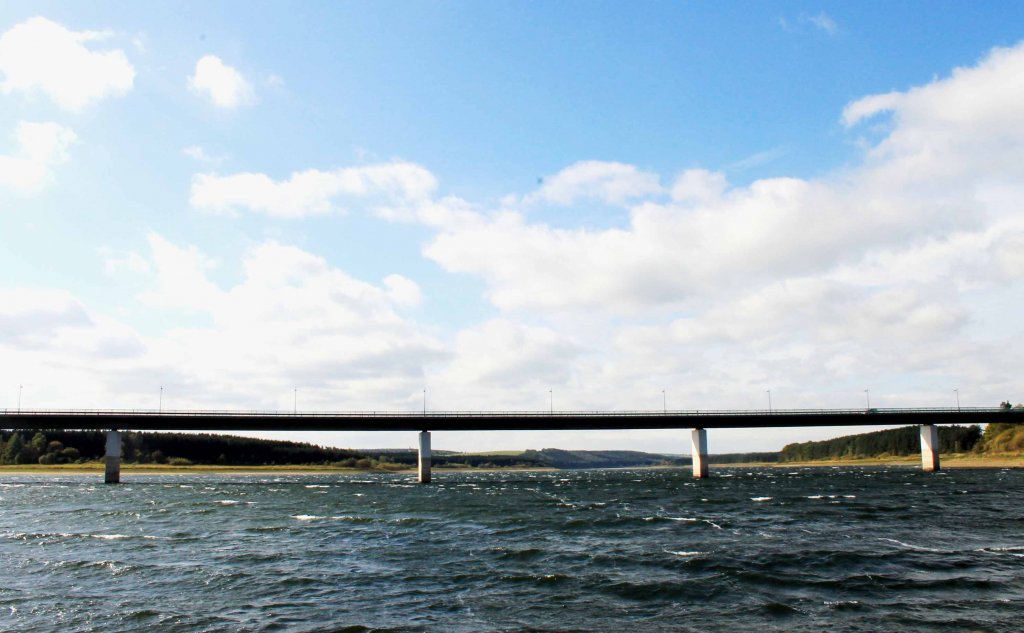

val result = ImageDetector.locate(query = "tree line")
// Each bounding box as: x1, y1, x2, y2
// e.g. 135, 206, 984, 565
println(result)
0, 430, 363, 466
779, 425, 983, 462
0, 431, 694, 469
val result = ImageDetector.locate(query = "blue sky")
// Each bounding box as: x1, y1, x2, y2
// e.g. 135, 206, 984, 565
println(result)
1, 3, 1023, 453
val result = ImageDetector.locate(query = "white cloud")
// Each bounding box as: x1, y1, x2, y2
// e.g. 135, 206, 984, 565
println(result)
841, 91, 902, 127
0, 16, 134, 111
131, 237, 443, 407
137, 233, 222, 313
444, 319, 579, 388
190, 161, 437, 217
0, 288, 91, 345
5, 43, 1024, 453
423, 43, 1024, 316
779, 12, 839, 36
189, 55, 254, 109
807, 13, 838, 35
843, 44, 1024, 163
0, 287, 144, 384
181, 145, 224, 165
402, 41, 1024, 426
375, 194, 481, 228
727, 146, 788, 171
3, 236, 444, 412
101, 248, 151, 276
383, 274, 422, 306
0, 121, 77, 194
670, 169, 727, 203
532, 160, 663, 206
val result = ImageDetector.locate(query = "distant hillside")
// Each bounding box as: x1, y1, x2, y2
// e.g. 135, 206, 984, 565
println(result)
358, 448, 688, 469
779, 425, 982, 462
523, 448, 686, 469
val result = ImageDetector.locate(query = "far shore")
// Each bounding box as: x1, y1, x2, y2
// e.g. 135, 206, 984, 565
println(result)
716, 453, 1024, 469
1, 453, 1022, 475
0, 463, 557, 476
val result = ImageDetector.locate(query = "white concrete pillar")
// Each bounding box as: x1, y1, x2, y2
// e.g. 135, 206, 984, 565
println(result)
418, 430, 431, 484
920, 424, 940, 472
691, 428, 709, 479
104, 430, 121, 484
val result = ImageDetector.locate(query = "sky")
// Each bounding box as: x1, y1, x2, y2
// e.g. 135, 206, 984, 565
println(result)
1, 2, 1023, 454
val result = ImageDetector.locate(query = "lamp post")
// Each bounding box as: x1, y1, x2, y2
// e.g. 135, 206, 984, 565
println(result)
18, 384, 22, 413
549, 389, 553, 415
293, 388, 297, 415
954, 388, 960, 411
159, 386, 163, 413
662, 389, 666, 414
766, 389, 772, 413
423, 389, 426, 415
864, 389, 871, 410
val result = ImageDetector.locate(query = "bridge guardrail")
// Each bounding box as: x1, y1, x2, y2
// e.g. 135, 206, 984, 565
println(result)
0, 407, 1009, 417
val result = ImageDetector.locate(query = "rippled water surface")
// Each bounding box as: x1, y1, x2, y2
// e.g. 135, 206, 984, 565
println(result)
2, 467, 1023, 632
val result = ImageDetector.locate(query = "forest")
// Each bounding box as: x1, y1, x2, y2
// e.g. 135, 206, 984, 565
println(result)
0, 430, 364, 466
779, 425, 982, 462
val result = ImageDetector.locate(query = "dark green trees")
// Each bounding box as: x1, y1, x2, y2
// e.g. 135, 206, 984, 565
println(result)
779, 425, 982, 462
1, 432, 24, 464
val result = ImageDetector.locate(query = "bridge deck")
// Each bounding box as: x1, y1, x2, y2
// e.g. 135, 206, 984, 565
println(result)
0, 408, 1016, 432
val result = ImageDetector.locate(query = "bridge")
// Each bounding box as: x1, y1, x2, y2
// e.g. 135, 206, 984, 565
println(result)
1, 407, 1018, 483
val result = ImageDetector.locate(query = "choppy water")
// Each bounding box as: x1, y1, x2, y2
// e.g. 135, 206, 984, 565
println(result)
1, 467, 1023, 632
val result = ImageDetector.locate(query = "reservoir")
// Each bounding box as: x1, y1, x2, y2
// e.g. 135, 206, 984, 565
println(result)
1, 467, 1022, 631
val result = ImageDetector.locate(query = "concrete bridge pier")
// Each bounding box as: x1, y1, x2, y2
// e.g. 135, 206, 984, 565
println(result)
920, 424, 940, 472
691, 428, 709, 479
418, 431, 431, 483
104, 430, 121, 484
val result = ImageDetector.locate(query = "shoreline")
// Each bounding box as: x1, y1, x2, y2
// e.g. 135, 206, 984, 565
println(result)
1, 454, 1022, 475
716, 454, 1024, 469
0, 463, 558, 476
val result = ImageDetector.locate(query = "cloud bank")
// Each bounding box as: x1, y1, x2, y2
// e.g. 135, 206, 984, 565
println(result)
6, 42, 1024, 451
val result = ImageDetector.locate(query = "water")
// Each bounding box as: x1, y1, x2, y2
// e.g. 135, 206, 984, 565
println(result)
1, 467, 1022, 632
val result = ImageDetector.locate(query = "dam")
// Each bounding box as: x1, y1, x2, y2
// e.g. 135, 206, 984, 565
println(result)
0, 407, 1017, 483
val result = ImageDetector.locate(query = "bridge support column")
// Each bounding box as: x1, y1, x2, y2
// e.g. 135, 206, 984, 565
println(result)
691, 428, 708, 479
418, 431, 431, 484
104, 430, 121, 484
920, 424, 940, 472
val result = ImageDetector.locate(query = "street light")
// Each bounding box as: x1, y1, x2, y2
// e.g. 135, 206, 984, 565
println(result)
766, 389, 772, 413
662, 389, 666, 414
954, 388, 960, 411
159, 386, 163, 413
293, 388, 297, 415
423, 389, 426, 415
864, 389, 871, 410
18, 384, 22, 413
549, 389, 553, 415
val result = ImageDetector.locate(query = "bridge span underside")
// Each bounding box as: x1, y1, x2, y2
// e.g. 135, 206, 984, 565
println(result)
1, 408, 1016, 483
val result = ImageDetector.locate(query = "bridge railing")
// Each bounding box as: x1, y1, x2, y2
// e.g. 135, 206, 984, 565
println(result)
0, 407, 1008, 417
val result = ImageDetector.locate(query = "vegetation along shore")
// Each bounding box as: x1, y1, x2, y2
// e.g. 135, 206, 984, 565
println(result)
2, 415, 1022, 473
